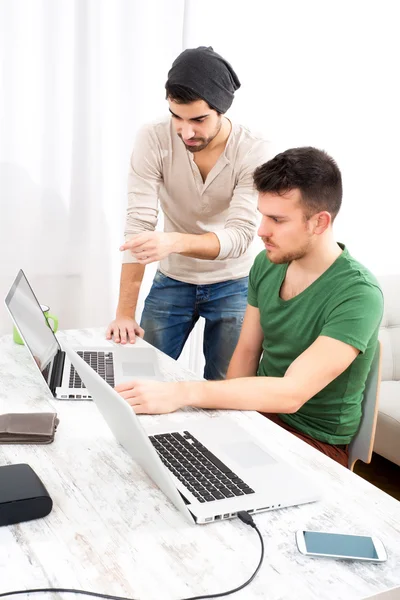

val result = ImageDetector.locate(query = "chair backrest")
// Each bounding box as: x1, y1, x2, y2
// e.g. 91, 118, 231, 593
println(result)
376, 274, 400, 383
348, 341, 382, 471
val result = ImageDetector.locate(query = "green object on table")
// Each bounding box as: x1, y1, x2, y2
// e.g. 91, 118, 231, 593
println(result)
13, 304, 58, 345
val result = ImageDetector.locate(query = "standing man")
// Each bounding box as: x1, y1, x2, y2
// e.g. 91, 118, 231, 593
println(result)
107, 46, 272, 380
115, 147, 384, 467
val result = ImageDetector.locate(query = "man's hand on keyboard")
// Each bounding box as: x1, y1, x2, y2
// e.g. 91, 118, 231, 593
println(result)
115, 380, 191, 414
106, 317, 144, 344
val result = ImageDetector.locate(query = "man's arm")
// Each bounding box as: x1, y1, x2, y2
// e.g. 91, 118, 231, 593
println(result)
226, 305, 264, 379
121, 140, 273, 264
106, 263, 145, 343
107, 125, 161, 343
120, 231, 221, 263
116, 336, 359, 414
188, 336, 359, 412
122, 124, 162, 265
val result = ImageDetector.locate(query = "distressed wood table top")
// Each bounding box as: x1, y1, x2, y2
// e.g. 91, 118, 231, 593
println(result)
0, 328, 399, 600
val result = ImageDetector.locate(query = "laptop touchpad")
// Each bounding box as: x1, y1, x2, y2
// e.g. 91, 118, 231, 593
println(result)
122, 363, 155, 377
223, 441, 276, 468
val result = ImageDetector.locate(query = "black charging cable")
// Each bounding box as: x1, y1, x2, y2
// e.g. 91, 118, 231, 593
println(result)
0, 511, 264, 600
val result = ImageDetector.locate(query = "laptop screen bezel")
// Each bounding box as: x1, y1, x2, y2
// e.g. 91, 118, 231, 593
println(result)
4, 269, 63, 394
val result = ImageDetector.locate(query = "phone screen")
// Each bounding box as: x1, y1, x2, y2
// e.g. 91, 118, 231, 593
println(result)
304, 531, 378, 559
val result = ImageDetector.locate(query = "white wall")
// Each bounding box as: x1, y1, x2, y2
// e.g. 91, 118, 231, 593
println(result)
179, 0, 400, 375
184, 0, 400, 274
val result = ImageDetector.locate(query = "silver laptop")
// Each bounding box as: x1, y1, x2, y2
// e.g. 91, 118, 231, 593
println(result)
63, 341, 321, 525
5, 270, 163, 400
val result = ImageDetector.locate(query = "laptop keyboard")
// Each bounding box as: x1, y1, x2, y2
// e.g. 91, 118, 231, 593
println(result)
149, 431, 255, 503
69, 351, 115, 389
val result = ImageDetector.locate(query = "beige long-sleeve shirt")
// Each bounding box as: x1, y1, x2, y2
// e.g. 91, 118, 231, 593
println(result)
123, 118, 273, 284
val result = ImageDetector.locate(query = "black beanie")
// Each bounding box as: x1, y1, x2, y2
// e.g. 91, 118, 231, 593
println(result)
166, 46, 241, 114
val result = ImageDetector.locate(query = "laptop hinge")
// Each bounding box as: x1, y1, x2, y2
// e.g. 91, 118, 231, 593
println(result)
49, 350, 65, 393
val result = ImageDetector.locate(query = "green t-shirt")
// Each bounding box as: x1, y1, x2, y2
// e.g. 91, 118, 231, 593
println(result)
248, 244, 384, 445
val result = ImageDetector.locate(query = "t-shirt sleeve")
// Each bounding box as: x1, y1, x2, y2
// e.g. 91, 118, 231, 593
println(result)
320, 282, 384, 353
247, 252, 263, 308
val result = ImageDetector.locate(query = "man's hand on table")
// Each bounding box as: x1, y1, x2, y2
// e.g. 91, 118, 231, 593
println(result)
106, 317, 144, 344
115, 380, 195, 414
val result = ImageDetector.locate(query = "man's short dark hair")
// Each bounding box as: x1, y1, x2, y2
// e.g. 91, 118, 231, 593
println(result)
165, 83, 221, 114
253, 147, 342, 221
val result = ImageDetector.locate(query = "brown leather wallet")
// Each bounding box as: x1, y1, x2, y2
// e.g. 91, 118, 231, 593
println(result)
0, 413, 59, 444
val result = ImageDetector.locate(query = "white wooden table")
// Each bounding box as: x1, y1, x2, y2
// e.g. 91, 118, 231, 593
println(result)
0, 328, 400, 600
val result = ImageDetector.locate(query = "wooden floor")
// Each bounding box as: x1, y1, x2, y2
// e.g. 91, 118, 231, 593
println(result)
354, 453, 400, 501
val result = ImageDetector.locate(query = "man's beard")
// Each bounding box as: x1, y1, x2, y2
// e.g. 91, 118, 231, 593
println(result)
262, 237, 312, 264
179, 121, 222, 153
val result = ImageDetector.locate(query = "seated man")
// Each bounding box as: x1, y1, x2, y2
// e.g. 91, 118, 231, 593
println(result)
116, 147, 384, 467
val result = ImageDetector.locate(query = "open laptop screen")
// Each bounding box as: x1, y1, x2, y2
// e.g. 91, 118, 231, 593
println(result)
5, 270, 60, 386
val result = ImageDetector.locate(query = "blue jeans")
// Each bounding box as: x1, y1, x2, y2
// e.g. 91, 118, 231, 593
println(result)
141, 271, 248, 380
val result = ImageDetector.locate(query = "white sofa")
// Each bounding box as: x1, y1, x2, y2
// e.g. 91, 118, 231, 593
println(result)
374, 275, 400, 467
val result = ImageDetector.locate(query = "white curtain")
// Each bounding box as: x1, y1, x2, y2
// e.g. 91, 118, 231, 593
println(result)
1, 0, 399, 376
0, 0, 184, 334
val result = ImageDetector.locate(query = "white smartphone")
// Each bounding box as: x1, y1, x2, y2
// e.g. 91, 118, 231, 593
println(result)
296, 530, 387, 562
